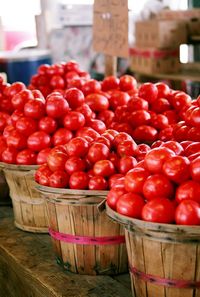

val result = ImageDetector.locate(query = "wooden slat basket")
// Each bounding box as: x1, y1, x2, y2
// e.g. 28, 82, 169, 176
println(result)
0, 162, 48, 233
106, 203, 200, 297
36, 185, 128, 275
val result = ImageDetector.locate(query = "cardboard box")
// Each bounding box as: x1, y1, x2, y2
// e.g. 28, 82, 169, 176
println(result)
157, 9, 200, 21
130, 47, 180, 74
187, 18, 200, 36
157, 9, 200, 37
135, 20, 187, 49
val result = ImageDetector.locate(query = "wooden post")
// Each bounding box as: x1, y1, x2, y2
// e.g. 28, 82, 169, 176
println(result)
105, 55, 117, 77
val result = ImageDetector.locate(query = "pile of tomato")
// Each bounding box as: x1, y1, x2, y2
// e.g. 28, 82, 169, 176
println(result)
0, 60, 200, 226
107, 140, 200, 226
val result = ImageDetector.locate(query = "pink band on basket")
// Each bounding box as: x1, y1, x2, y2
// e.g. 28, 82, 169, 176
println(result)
130, 265, 200, 289
49, 228, 125, 245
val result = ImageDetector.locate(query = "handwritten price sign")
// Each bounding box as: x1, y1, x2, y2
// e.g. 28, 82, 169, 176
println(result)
93, 0, 129, 58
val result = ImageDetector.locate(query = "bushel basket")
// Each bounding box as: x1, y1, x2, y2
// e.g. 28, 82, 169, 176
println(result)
106, 203, 200, 297
36, 185, 128, 275
0, 162, 48, 233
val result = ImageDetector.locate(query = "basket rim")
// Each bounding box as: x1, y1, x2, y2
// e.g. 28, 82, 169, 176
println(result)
0, 162, 38, 171
106, 203, 200, 235
35, 183, 109, 196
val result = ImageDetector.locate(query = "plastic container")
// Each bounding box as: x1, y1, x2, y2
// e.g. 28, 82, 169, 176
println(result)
0, 49, 52, 85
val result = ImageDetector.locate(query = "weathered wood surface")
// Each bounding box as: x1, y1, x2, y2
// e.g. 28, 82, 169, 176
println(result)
0, 207, 132, 297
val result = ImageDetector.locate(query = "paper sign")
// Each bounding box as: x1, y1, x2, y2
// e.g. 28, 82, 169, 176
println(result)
93, 0, 129, 58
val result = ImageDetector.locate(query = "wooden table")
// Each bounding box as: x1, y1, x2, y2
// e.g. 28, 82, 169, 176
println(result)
0, 207, 132, 297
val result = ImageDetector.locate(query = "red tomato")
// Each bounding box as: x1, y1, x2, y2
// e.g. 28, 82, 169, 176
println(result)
116, 192, 145, 218
119, 156, 137, 174
132, 125, 158, 143
76, 127, 100, 140
184, 105, 197, 126
175, 200, 200, 225
125, 167, 149, 194
101, 76, 119, 91
180, 140, 193, 151
65, 156, 86, 175
189, 107, 200, 127
66, 137, 89, 157
87, 119, 106, 134
36, 148, 51, 165
151, 140, 164, 149
172, 92, 192, 111
46, 93, 70, 118
113, 132, 132, 148
188, 152, 200, 161
136, 143, 151, 161
119, 75, 137, 92
24, 99, 45, 119
50, 75, 65, 89
31, 89, 45, 100
184, 142, 200, 157
138, 83, 158, 104
117, 140, 138, 157
129, 110, 151, 128
93, 160, 115, 177
0, 112, 9, 132
127, 96, 149, 112
163, 110, 179, 125
27, 131, 51, 152
109, 151, 119, 169
76, 103, 93, 122
107, 187, 127, 210
150, 114, 169, 130
11, 89, 34, 110
176, 180, 200, 204
98, 110, 115, 127
151, 98, 171, 113
142, 198, 175, 223
188, 127, 200, 142
190, 156, 200, 182
16, 117, 37, 137
16, 149, 37, 165
3, 125, 15, 139
69, 171, 89, 189
38, 117, 57, 134
87, 142, 109, 163
88, 176, 108, 190
6, 130, 27, 150
173, 125, 190, 142
35, 163, 52, 184
64, 60, 80, 72
5, 82, 25, 98
49, 170, 69, 188
143, 174, 174, 200
82, 79, 101, 96
161, 141, 184, 156
144, 147, 175, 173
52, 128, 73, 146
47, 151, 68, 172
110, 177, 125, 190
1, 147, 18, 164
162, 156, 190, 184
63, 111, 85, 131
109, 90, 130, 110
64, 88, 85, 109
155, 82, 170, 98
85, 93, 109, 112
108, 174, 124, 189
95, 136, 111, 148
158, 126, 173, 142
10, 110, 24, 126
